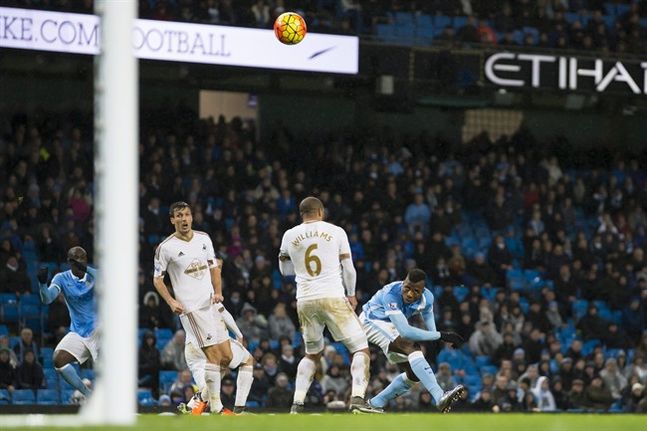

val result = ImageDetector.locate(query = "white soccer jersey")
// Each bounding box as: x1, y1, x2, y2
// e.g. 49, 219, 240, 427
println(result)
279, 220, 351, 301
154, 231, 217, 312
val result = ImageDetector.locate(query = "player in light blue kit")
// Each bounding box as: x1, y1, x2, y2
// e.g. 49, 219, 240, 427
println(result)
360, 268, 465, 413
38, 246, 97, 398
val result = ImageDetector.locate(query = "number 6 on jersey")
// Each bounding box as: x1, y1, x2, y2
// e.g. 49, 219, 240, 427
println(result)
305, 244, 321, 277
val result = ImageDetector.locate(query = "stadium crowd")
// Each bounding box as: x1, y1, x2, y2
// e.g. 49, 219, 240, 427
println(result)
6, 0, 647, 54
0, 107, 646, 412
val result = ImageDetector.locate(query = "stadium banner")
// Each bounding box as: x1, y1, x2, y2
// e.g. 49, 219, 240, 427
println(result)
484, 52, 647, 95
0, 7, 359, 74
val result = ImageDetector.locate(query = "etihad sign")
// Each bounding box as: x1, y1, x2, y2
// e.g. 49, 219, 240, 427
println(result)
485, 52, 647, 95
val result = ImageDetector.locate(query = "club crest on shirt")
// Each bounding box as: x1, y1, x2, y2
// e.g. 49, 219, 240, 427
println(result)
388, 302, 399, 310
184, 259, 208, 280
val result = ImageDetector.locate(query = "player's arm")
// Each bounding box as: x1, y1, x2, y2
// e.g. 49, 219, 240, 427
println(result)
388, 311, 441, 342
206, 238, 223, 303
153, 245, 183, 314
278, 234, 294, 276
37, 267, 61, 305
339, 228, 358, 308
218, 304, 243, 342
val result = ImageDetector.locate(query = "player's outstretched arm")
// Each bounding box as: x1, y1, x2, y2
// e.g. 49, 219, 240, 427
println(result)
219, 306, 244, 341
388, 312, 441, 342
37, 266, 60, 305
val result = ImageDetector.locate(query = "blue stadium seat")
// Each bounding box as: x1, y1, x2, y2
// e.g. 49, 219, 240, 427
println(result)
393, 12, 414, 25
20, 294, 40, 306
604, 2, 617, 15
81, 369, 95, 381
0, 389, 10, 405
573, 300, 588, 319
332, 342, 350, 365
475, 356, 491, 368
61, 389, 76, 405
44, 368, 59, 389
12, 389, 36, 405
453, 286, 469, 302
564, 12, 579, 23
605, 348, 624, 358
480, 365, 498, 376
138, 389, 156, 406
292, 331, 302, 349
160, 370, 177, 393
0, 293, 17, 304
582, 339, 601, 356
246, 400, 261, 409
376, 24, 397, 42
464, 374, 482, 387
41, 347, 54, 368
0, 324, 8, 336
452, 16, 468, 30
433, 15, 451, 30
1, 303, 19, 323
37, 389, 60, 405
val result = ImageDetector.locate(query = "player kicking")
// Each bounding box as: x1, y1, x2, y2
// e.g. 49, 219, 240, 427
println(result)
181, 260, 254, 415
154, 201, 233, 415
360, 268, 465, 413
279, 196, 380, 414
38, 246, 97, 400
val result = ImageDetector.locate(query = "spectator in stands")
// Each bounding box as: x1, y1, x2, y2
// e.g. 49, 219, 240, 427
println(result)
488, 235, 513, 286
532, 376, 556, 411
138, 331, 161, 399
577, 305, 609, 341
584, 376, 614, 411
265, 372, 293, 409
624, 382, 646, 413
0, 336, 18, 367
0, 256, 31, 296
13, 327, 39, 365
600, 358, 628, 400
221, 376, 236, 410
139, 291, 173, 330
0, 347, 16, 391
236, 303, 269, 343
404, 193, 431, 235
161, 330, 187, 371
268, 302, 295, 341
471, 387, 495, 411
434, 362, 456, 391
321, 364, 349, 398
249, 363, 271, 405
624, 353, 647, 382
494, 332, 518, 365
469, 316, 503, 356
278, 344, 298, 379
15, 349, 44, 389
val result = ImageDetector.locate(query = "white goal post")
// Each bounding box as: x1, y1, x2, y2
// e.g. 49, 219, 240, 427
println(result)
86, 0, 139, 425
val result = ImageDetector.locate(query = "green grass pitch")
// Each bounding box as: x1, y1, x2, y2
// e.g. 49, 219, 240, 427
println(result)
2, 413, 646, 431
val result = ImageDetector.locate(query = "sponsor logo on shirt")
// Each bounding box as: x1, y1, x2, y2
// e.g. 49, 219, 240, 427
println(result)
184, 259, 208, 280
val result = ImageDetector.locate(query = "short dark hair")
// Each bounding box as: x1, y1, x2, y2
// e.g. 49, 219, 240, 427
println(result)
407, 268, 427, 283
299, 196, 323, 216
169, 201, 191, 217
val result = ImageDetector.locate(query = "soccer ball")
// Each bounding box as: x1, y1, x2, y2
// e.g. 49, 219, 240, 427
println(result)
274, 12, 307, 45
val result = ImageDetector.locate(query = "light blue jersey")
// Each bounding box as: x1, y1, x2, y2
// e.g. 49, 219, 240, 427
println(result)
50, 267, 98, 338
362, 281, 434, 322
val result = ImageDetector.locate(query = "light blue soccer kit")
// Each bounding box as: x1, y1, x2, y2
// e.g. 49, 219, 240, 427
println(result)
360, 281, 445, 408
40, 266, 98, 396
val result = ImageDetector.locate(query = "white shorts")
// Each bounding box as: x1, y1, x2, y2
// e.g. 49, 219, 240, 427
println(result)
297, 297, 368, 355
55, 330, 99, 365
359, 312, 408, 364
180, 303, 229, 349
185, 339, 251, 389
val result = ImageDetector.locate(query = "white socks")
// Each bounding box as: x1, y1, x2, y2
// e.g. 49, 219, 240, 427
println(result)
350, 351, 370, 398
235, 365, 254, 408
204, 363, 223, 413
293, 357, 316, 404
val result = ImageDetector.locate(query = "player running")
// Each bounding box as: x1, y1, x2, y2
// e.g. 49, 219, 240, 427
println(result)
360, 268, 466, 413
180, 258, 254, 415
154, 201, 232, 415
279, 196, 379, 414
38, 246, 97, 400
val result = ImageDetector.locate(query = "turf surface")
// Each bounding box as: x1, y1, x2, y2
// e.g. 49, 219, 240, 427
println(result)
1, 413, 645, 431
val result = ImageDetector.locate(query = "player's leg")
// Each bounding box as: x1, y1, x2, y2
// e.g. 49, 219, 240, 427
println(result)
228, 339, 254, 414
183, 341, 208, 415
291, 300, 323, 413
53, 332, 91, 397
370, 356, 418, 409
326, 299, 380, 413
388, 337, 445, 404
202, 340, 232, 414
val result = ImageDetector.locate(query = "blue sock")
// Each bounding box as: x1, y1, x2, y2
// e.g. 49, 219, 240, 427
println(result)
57, 364, 91, 397
370, 372, 414, 408
408, 351, 444, 404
